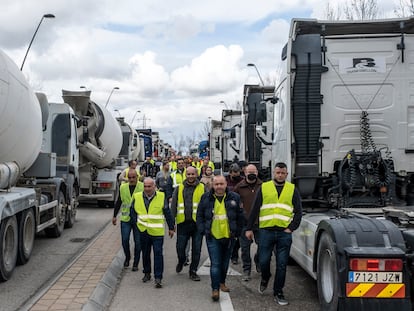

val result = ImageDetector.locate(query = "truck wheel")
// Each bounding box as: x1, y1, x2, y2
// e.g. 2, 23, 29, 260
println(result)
65, 187, 78, 229
0, 216, 18, 281
45, 191, 66, 238
17, 209, 35, 265
317, 232, 340, 311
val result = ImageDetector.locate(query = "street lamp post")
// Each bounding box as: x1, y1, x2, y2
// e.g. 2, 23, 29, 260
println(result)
20, 13, 55, 71
114, 109, 121, 117
220, 100, 229, 109
247, 63, 264, 86
130, 110, 141, 126
104, 87, 119, 108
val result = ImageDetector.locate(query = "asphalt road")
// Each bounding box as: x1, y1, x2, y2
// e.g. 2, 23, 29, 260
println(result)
0, 203, 112, 311
109, 234, 320, 311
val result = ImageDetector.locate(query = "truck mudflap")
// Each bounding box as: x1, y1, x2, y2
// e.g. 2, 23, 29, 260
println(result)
316, 217, 412, 311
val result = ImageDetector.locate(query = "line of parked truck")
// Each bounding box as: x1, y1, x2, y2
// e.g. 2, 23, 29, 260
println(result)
0, 49, 171, 281
208, 16, 414, 310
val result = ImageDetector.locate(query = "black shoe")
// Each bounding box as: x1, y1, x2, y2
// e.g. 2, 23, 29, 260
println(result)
176, 262, 184, 273
231, 258, 239, 265
123, 259, 130, 268
274, 292, 289, 305
132, 266, 138, 272
189, 272, 200, 281
258, 278, 268, 294
155, 278, 162, 288
142, 273, 151, 282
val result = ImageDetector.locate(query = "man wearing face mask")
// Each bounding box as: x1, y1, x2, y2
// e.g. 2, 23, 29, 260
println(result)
225, 163, 244, 191
234, 164, 263, 281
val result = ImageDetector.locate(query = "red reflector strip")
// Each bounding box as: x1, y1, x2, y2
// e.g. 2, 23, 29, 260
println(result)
346, 283, 405, 298
97, 182, 112, 188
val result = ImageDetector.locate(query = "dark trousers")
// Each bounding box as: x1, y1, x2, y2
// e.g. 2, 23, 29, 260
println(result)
206, 236, 235, 290
176, 222, 202, 273
140, 231, 164, 279
259, 229, 292, 295
240, 226, 260, 273
231, 238, 240, 261
120, 220, 141, 266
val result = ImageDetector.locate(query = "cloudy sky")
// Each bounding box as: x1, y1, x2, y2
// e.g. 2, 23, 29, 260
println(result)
3, 0, 397, 148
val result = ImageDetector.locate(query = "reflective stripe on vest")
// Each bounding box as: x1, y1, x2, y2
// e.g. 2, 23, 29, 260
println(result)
259, 181, 294, 229
133, 191, 165, 236
211, 195, 230, 239
176, 183, 205, 224
171, 170, 186, 188
119, 182, 143, 222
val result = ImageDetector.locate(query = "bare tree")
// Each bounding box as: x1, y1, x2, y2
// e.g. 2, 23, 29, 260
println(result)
344, 0, 379, 20
198, 120, 210, 140
324, 0, 379, 20
325, 1, 343, 20
394, 0, 414, 17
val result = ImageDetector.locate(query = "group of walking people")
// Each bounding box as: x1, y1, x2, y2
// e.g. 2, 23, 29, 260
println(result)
112, 156, 302, 306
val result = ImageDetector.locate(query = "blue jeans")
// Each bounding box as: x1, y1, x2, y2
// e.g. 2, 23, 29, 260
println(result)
240, 226, 260, 273
259, 229, 292, 295
120, 220, 141, 266
176, 222, 202, 273
206, 236, 235, 290
140, 232, 164, 279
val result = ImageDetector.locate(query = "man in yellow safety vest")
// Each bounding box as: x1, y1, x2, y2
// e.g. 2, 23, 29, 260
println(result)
171, 166, 205, 281
112, 169, 143, 271
245, 162, 302, 306
131, 177, 175, 289
196, 175, 244, 302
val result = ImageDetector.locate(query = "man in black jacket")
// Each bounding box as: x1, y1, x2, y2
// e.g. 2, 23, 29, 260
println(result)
245, 162, 302, 306
196, 175, 244, 302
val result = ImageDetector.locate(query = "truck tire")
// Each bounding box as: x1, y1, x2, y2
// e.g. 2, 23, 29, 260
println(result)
317, 232, 340, 311
65, 186, 78, 229
0, 216, 18, 281
17, 209, 35, 265
45, 191, 66, 238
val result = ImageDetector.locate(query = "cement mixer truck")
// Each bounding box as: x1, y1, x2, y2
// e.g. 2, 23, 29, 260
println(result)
62, 90, 123, 208
0, 50, 80, 281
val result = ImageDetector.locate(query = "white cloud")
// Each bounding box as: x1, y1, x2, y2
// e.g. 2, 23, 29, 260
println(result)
128, 51, 170, 96
2, 0, 406, 149
171, 45, 246, 95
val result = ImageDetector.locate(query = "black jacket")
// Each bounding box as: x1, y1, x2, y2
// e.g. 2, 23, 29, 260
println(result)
196, 189, 244, 238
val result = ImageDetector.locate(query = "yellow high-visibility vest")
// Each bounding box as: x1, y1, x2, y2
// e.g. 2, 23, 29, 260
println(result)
119, 182, 143, 222
176, 183, 204, 224
211, 195, 230, 239
133, 191, 165, 236
171, 169, 186, 188
259, 181, 294, 229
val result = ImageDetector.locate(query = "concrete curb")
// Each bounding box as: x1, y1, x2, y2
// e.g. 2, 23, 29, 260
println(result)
82, 249, 124, 311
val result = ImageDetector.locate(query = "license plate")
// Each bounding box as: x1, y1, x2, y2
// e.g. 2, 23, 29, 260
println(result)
348, 271, 403, 283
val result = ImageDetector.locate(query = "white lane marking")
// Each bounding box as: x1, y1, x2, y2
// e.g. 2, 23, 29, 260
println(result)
197, 258, 237, 311
197, 258, 241, 276
220, 292, 234, 311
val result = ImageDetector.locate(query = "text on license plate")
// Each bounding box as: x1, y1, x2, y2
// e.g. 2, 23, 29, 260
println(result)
348, 271, 402, 283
